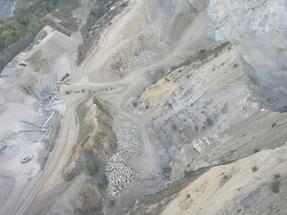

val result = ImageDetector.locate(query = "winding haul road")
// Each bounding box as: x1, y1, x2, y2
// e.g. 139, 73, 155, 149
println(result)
6, 1, 159, 211
12, 96, 82, 215
10, 74, 156, 214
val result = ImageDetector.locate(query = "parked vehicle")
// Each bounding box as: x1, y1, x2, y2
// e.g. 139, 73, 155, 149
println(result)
21, 155, 33, 164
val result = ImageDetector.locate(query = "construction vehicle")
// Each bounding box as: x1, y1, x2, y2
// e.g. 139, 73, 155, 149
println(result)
21, 155, 33, 164
56, 73, 71, 85
56, 80, 70, 85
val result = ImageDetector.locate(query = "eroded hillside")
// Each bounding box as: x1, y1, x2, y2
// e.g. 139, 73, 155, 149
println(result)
0, 0, 286, 214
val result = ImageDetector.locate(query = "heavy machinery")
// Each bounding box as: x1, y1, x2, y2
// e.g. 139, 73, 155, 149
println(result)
21, 155, 33, 164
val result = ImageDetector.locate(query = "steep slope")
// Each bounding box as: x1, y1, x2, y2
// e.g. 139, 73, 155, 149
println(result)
1, 0, 287, 214
209, 0, 287, 111
162, 143, 287, 215
77, 0, 287, 214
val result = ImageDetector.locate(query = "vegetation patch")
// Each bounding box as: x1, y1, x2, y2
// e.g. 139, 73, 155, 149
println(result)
220, 173, 232, 186
252, 166, 258, 172
271, 174, 281, 193
169, 41, 231, 73
77, 98, 116, 180
78, 0, 128, 64
86, 159, 98, 175
52, 0, 80, 19
271, 180, 281, 193
273, 174, 281, 179
81, 0, 113, 38
0, 0, 80, 72
195, 41, 231, 62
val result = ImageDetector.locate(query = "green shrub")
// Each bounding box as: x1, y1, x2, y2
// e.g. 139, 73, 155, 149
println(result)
233, 63, 239, 68
86, 160, 97, 175
81, 0, 111, 38
184, 169, 194, 178
252, 166, 258, 172
271, 180, 280, 193
274, 174, 281, 179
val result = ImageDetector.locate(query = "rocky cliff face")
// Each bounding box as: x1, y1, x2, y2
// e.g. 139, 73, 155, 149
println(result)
123, 1, 287, 213
209, 0, 287, 111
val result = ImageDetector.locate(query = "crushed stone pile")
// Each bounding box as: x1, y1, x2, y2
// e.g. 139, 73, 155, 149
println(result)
105, 119, 140, 196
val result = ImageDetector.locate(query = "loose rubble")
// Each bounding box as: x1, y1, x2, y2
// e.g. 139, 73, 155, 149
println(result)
129, 50, 161, 67
105, 118, 140, 196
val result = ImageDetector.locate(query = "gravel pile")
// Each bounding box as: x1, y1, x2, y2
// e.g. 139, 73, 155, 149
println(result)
129, 50, 161, 67
105, 119, 139, 196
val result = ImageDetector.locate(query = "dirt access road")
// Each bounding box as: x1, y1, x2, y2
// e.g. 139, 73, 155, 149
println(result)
7, 95, 83, 215
7, 0, 191, 212
9, 66, 158, 215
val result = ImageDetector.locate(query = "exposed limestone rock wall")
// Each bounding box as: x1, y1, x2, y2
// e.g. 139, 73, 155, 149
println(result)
209, 0, 287, 111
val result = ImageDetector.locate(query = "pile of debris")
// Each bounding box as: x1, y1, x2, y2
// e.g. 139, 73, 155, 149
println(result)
105, 153, 136, 195
105, 119, 139, 196
129, 49, 161, 67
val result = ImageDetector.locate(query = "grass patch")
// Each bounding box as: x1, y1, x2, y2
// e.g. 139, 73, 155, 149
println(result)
233, 63, 239, 68
170, 58, 192, 72
195, 41, 231, 62
169, 41, 231, 73
86, 159, 97, 175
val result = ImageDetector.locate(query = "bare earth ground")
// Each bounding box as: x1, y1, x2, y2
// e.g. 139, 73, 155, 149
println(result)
0, 0, 287, 214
